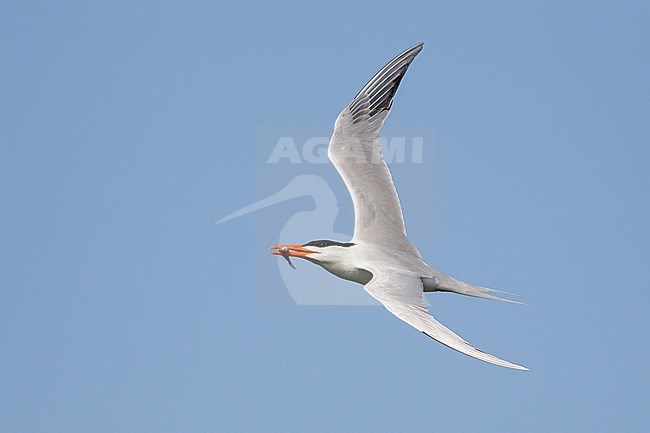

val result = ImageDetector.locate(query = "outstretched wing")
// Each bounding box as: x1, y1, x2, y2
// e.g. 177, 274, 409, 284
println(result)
328, 43, 424, 258
364, 266, 528, 370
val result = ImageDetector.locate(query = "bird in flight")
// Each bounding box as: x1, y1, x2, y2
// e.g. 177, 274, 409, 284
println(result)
270, 43, 527, 370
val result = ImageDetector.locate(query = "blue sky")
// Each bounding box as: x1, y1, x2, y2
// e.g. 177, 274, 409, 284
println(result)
1, 1, 649, 432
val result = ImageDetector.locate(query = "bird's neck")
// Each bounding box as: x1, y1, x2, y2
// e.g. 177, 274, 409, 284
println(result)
313, 247, 373, 285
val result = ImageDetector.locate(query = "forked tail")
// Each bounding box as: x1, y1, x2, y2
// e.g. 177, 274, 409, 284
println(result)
422, 271, 524, 304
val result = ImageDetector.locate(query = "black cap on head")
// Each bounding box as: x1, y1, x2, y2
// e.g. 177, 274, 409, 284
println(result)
302, 240, 355, 248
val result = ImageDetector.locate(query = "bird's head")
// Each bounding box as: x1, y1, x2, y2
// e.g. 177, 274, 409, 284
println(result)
269, 240, 355, 269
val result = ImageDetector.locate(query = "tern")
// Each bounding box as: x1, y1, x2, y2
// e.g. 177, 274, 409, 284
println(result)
270, 43, 528, 370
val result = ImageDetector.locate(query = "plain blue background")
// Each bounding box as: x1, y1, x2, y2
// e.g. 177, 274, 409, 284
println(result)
2, 1, 649, 432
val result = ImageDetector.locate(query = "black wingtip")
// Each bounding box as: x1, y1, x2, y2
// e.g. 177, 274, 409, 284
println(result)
345, 42, 426, 124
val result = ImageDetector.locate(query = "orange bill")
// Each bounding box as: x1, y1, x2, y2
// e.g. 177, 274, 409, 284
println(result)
269, 244, 318, 258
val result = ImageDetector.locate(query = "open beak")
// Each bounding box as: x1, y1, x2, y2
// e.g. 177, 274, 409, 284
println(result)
269, 244, 316, 258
